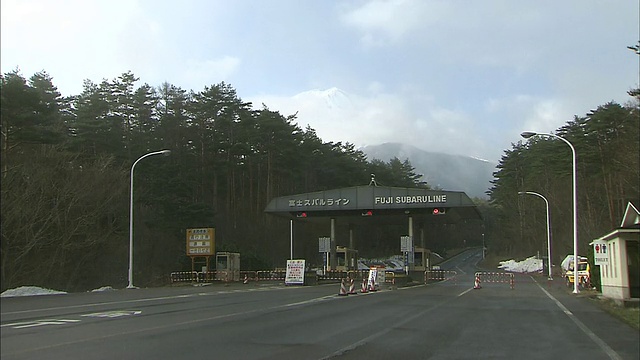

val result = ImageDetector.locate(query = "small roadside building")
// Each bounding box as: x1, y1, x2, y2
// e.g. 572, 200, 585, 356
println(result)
590, 202, 639, 304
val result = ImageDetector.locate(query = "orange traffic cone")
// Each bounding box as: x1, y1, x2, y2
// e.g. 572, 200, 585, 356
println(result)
369, 279, 378, 292
361, 278, 368, 293
348, 278, 358, 294
338, 279, 348, 296
473, 274, 481, 289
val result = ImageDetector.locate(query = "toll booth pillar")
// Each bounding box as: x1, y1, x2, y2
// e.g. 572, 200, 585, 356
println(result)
330, 218, 337, 270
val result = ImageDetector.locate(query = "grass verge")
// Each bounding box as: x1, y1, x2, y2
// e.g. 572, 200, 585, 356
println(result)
589, 296, 640, 330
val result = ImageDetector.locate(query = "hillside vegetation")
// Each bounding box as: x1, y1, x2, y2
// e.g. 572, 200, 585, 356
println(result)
1, 70, 638, 292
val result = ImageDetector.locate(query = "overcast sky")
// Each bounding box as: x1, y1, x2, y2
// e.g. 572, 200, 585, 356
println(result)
2, 0, 638, 162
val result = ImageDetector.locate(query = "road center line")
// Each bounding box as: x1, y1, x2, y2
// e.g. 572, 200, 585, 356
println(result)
318, 288, 469, 360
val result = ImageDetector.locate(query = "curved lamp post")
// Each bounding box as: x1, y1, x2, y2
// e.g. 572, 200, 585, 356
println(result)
521, 131, 578, 293
128, 149, 171, 289
518, 191, 553, 280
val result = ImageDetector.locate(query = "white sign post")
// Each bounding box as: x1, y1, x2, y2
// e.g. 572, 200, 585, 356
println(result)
401, 236, 413, 274
400, 236, 412, 252
319, 237, 331, 273
319, 237, 331, 253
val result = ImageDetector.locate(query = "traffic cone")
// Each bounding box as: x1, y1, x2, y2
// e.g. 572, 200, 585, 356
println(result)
361, 278, 368, 293
243, 274, 249, 284
369, 279, 378, 292
348, 278, 358, 294
473, 274, 481, 289
338, 279, 348, 296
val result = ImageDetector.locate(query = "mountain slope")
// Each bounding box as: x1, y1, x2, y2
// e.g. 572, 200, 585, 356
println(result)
361, 143, 496, 199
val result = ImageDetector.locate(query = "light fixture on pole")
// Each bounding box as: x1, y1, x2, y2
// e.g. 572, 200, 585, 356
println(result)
518, 191, 553, 280
521, 131, 578, 293
128, 149, 171, 289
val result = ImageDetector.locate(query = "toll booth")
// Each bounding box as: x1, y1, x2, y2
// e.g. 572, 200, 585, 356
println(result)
412, 247, 431, 271
336, 246, 358, 271
216, 252, 240, 281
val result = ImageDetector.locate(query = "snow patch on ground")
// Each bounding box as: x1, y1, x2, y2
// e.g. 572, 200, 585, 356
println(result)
90, 286, 116, 292
1, 286, 67, 297
1, 285, 117, 297
498, 256, 543, 273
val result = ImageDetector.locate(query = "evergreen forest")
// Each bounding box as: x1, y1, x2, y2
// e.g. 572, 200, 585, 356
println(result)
1, 69, 638, 292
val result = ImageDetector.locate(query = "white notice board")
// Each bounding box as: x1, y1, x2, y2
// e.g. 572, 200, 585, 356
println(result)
285, 259, 306, 285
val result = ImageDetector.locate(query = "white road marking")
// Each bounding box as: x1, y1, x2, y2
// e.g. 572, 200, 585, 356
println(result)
2, 319, 80, 329
81, 310, 142, 318
532, 277, 622, 360
282, 295, 336, 307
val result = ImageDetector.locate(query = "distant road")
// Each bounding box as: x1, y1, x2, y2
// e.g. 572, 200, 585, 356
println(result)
2, 249, 638, 360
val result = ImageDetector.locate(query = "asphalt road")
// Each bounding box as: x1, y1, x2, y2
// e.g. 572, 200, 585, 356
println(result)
1, 249, 638, 360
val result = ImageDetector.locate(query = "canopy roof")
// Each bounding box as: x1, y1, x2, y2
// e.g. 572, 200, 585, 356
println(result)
265, 185, 482, 225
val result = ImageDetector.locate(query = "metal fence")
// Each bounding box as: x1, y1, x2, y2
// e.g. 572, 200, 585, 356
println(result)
424, 270, 458, 284
170, 269, 401, 284
474, 271, 515, 289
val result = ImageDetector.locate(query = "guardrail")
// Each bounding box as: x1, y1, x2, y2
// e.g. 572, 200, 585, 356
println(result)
170, 270, 235, 283
424, 270, 458, 284
318, 270, 348, 281
170, 271, 199, 283
256, 270, 286, 281
170, 268, 402, 284
317, 270, 371, 281
474, 271, 514, 289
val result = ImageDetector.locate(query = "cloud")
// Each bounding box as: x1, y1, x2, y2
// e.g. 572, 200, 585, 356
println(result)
486, 94, 576, 135
0, 0, 149, 95
250, 83, 601, 163
340, 0, 443, 46
248, 87, 492, 159
522, 100, 567, 133
252, 88, 409, 145
180, 56, 241, 90
2, 0, 634, 165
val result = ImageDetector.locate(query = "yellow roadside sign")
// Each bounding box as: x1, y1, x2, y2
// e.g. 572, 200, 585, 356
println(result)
186, 228, 215, 256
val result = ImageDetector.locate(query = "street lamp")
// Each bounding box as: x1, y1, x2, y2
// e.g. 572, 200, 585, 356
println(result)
128, 149, 171, 289
518, 191, 553, 280
521, 131, 578, 293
